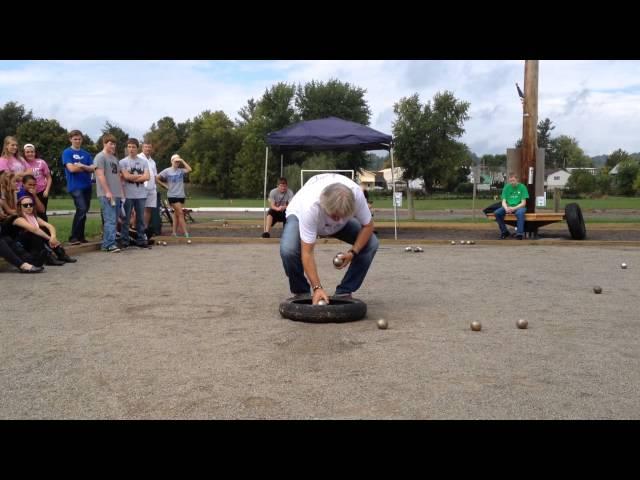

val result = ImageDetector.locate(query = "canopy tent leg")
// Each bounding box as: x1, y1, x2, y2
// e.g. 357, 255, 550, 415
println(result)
264, 147, 269, 232
280, 153, 283, 178
390, 147, 398, 240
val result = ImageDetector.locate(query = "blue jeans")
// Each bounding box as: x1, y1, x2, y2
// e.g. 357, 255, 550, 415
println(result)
69, 188, 92, 241
122, 198, 147, 246
494, 206, 527, 236
99, 196, 121, 249
280, 215, 379, 295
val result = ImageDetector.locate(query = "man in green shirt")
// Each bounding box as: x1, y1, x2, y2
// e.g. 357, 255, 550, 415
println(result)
495, 172, 529, 239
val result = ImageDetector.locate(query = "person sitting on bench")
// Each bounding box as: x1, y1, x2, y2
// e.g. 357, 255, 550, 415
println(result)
494, 172, 528, 240
262, 177, 294, 238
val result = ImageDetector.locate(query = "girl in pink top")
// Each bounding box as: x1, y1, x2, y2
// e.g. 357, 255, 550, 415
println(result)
0, 136, 31, 188
23, 143, 52, 220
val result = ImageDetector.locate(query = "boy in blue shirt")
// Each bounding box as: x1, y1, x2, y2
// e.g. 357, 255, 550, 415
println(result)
62, 129, 95, 245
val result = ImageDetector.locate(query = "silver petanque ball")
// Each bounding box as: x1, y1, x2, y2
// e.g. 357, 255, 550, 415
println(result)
405, 246, 413, 252
333, 255, 345, 267
470, 321, 482, 332
377, 318, 388, 329
187, 239, 192, 244
451, 241, 456, 245
621, 263, 628, 269
317, 299, 327, 306
516, 318, 528, 329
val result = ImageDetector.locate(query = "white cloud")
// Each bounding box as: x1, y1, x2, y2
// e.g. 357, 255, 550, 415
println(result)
1, 60, 640, 156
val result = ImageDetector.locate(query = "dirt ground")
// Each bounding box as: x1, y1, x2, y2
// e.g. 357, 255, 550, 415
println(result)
1, 238, 639, 419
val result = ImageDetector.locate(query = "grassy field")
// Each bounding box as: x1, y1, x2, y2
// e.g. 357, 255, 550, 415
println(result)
46, 217, 103, 242
46, 195, 640, 211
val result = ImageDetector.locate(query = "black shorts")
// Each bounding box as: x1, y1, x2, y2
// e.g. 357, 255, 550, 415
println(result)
168, 197, 186, 205
268, 208, 286, 224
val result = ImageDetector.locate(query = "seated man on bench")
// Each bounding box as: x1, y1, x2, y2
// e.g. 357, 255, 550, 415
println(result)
494, 172, 528, 240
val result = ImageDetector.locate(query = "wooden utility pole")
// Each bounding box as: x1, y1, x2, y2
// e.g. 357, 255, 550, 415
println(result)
521, 60, 539, 213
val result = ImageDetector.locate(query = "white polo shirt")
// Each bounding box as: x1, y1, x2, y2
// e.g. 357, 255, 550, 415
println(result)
286, 173, 371, 244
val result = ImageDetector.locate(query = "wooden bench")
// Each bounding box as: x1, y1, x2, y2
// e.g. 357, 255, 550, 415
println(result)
485, 212, 566, 238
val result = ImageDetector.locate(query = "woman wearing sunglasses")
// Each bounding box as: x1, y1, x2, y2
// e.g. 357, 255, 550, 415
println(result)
2, 192, 76, 267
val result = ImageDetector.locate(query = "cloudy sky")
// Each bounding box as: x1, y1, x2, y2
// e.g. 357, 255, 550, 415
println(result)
1, 60, 639, 157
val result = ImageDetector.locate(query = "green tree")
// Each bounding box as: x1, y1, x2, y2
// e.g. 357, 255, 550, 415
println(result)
615, 160, 640, 196
179, 110, 241, 198
594, 173, 612, 196
0, 101, 33, 141
515, 118, 558, 167
232, 124, 269, 197
16, 118, 68, 195
296, 78, 370, 125
237, 98, 258, 127
82, 133, 98, 156
537, 118, 555, 152
392, 91, 470, 194
565, 170, 596, 197
143, 117, 183, 171
295, 79, 372, 173
606, 148, 631, 170
549, 135, 592, 168
233, 83, 298, 197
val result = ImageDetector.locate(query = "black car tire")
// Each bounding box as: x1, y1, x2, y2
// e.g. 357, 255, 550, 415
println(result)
279, 296, 367, 323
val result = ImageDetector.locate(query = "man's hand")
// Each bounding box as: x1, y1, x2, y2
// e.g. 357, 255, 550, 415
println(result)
334, 252, 353, 270
312, 288, 330, 305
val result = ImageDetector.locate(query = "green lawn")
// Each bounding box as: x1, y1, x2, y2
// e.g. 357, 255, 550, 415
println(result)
46, 217, 103, 242
46, 195, 640, 212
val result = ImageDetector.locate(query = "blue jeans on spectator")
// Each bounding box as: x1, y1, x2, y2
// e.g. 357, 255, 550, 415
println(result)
69, 187, 92, 241
99, 196, 120, 249
280, 215, 379, 295
122, 198, 147, 246
494, 206, 527, 236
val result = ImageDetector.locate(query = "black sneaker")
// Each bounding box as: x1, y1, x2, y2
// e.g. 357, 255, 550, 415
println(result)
80, 239, 89, 244
261, 232, 270, 238
516, 235, 523, 240
68, 238, 81, 246
45, 255, 65, 266
136, 243, 151, 249
499, 232, 509, 239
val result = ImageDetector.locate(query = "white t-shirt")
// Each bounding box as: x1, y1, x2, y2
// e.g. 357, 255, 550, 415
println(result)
286, 173, 371, 244
138, 153, 157, 192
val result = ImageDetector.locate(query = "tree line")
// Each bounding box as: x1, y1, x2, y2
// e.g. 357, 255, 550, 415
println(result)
2, 79, 639, 198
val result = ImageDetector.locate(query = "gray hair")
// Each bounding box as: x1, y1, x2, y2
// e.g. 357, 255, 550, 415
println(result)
319, 183, 355, 218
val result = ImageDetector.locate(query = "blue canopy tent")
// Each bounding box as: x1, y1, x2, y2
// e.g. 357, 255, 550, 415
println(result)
264, 117, 399, 238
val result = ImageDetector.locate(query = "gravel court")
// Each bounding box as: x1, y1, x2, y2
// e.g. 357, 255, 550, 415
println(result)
1, 242, 639, 419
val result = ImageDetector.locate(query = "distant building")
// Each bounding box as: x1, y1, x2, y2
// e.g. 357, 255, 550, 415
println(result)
357, 168, 377, 188
378, 167, 425, 191
566, 167, 598, 176
546, 169, 571, 189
